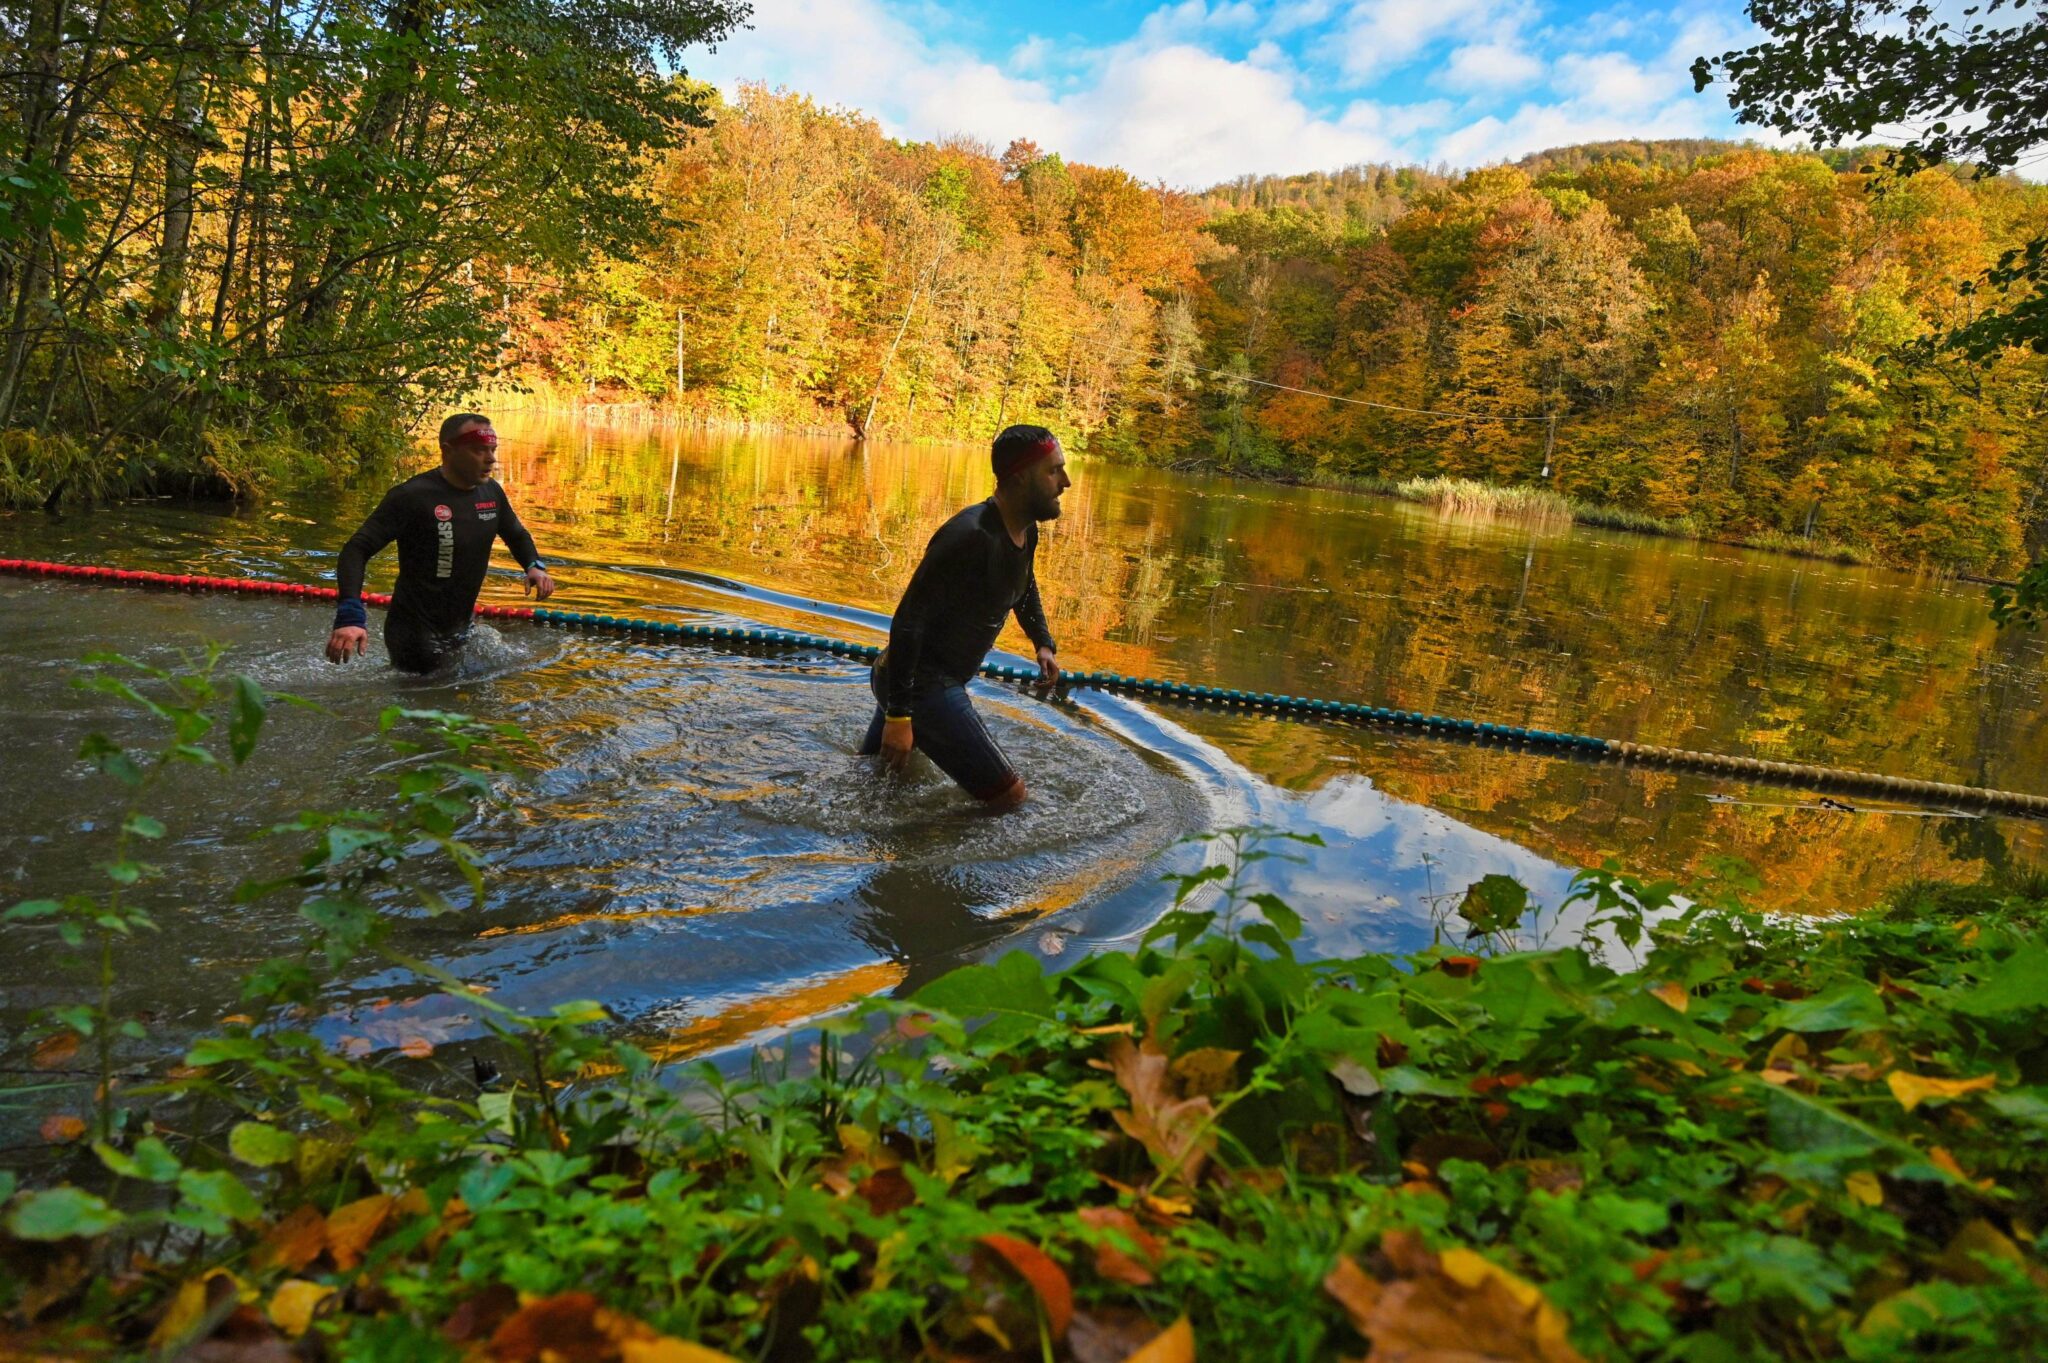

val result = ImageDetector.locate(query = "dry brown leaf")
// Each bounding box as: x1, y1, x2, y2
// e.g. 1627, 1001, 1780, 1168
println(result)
1887, 1071, 1996, 1113
1647, 981, 1689, 1014
1350, 1231, 1585, 1363
253, 1204, 326, 1274
30, 1032, 80, 1071
1077, 1207, 1164, 1286
858, 1168, 916, 1217
38, 1114, 85, 1145
323, 1193, 396, 1271
398, 1036, 435, 1059
488, 1292, 611, 1362
976, 1233, 1073, 1339
1322, 1254, 1381, 1332
1105, 1036, 1216, 1184
1125, 1315, 1195, 1363
1169, 1047, 1242, 1098
438, 1287, 518, 1345
1069, 1306, 1170, 1363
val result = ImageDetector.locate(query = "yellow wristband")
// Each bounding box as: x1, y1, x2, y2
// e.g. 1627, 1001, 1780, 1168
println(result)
884, 714, 912, 726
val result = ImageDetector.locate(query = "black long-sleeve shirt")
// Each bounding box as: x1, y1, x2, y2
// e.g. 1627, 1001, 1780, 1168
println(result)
336, 471, 541, 635
884, 499, 1055, 715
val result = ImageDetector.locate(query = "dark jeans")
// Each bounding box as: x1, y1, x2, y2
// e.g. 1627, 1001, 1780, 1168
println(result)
859, 660, 1019, 801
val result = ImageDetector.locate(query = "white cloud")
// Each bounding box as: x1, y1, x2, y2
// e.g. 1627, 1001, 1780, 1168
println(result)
688, 0, 1775, 184
1551, 51, 1667, 114
1337, 0, 1525, 79
1444, 41, 1545, 92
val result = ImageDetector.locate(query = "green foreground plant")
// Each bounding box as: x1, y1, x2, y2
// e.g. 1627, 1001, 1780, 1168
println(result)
3, 657, 2047, 1362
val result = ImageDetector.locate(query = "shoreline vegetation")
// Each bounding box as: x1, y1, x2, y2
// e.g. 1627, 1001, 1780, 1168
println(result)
5, 78, 2045, 587
474, 391, 1890, 570
4, 660, 2048, 1362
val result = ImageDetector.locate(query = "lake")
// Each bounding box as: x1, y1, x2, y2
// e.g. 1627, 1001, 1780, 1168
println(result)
3, 412, 2043, 1075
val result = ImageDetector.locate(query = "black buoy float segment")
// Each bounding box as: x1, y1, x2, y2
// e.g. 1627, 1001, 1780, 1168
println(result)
1, 556, 2043, 819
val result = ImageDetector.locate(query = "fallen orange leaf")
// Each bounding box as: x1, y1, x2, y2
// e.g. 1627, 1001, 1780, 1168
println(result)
31, 1032, 80, 1070
1322, 1253, 1381, 1331
1647, 981, 1689, 1014
489, 1291, 609, 1362
254, 1204, 327, 1274
323, 1193, 395, 1271
1105, 1036, 1216, 1184
1078, 1206, 1164, 1287
1887, 1071, 1996, 1113
977, 1233, 1074, 1339
1348, 1231, 1586, 1363
39, 1114, 86, 1145
399, 1036, 435, 1059
1439, 956, 1481, 978
1927, 1146, 1995, 1190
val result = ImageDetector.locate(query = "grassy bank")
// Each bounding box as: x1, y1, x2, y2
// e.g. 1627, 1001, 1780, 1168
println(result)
0, 408, 413, 512
4, 656, 2047, 1361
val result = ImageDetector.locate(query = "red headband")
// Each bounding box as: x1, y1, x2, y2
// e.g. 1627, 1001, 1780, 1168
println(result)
992, 435, 1058, 480
453, 428, 498, 451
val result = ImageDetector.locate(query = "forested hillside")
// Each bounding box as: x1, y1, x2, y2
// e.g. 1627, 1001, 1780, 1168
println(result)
518, 89, 2048, 572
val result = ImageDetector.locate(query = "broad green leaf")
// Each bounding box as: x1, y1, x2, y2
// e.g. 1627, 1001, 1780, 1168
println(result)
229, 675, 267, 765
1247, 892, 1304, 940
914, 950, 1054, 1021
477, 1091, 517, 1136
122, 815, 165, 840
5, 1187, 123, 1240
3, 899, 63, 921
1460, 874, 1529, 934
229, 1121, 298, 1167
95, 1136, 181, 1183
177, 1169, 262, 1226
1951, 943, 2048, 1018
1769, 982, 1887, 1033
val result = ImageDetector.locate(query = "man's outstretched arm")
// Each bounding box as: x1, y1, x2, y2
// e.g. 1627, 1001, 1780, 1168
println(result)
1013, 568, 1058, 683
326, 491, 402, 663
496, 493, 554, 600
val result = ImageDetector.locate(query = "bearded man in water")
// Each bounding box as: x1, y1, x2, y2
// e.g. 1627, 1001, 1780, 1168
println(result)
860, 424, 1071, 810
323, 413, 556, 673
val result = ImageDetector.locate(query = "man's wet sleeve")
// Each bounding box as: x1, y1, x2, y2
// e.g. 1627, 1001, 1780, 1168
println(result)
1013, 566, 1055, 654
496, 489, 541, 570
335, 488, 405, 626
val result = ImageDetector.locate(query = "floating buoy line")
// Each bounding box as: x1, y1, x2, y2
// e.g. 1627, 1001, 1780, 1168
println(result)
5, 557, 2044, 820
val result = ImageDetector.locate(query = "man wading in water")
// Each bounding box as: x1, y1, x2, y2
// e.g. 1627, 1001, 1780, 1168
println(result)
323, 413, 556, 673
860, 424, 1070, 810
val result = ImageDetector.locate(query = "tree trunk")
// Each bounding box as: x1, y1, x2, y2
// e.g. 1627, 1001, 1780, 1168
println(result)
150, 0, 212, 330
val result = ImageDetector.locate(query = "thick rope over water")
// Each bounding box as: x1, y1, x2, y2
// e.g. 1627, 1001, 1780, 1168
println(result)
7, 557, 2045, 821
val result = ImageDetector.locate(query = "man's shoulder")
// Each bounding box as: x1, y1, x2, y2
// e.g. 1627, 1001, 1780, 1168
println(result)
940, 499, 1001, 539
390, 470, 445, 499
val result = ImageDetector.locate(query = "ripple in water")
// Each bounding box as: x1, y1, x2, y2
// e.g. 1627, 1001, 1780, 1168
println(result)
0, 582, 1203, 1065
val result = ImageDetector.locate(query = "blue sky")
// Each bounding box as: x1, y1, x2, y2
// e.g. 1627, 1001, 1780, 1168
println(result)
684, 0, 1782, 187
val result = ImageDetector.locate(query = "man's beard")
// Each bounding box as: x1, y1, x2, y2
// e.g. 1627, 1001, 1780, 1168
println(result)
1033, 490, 1063, 521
